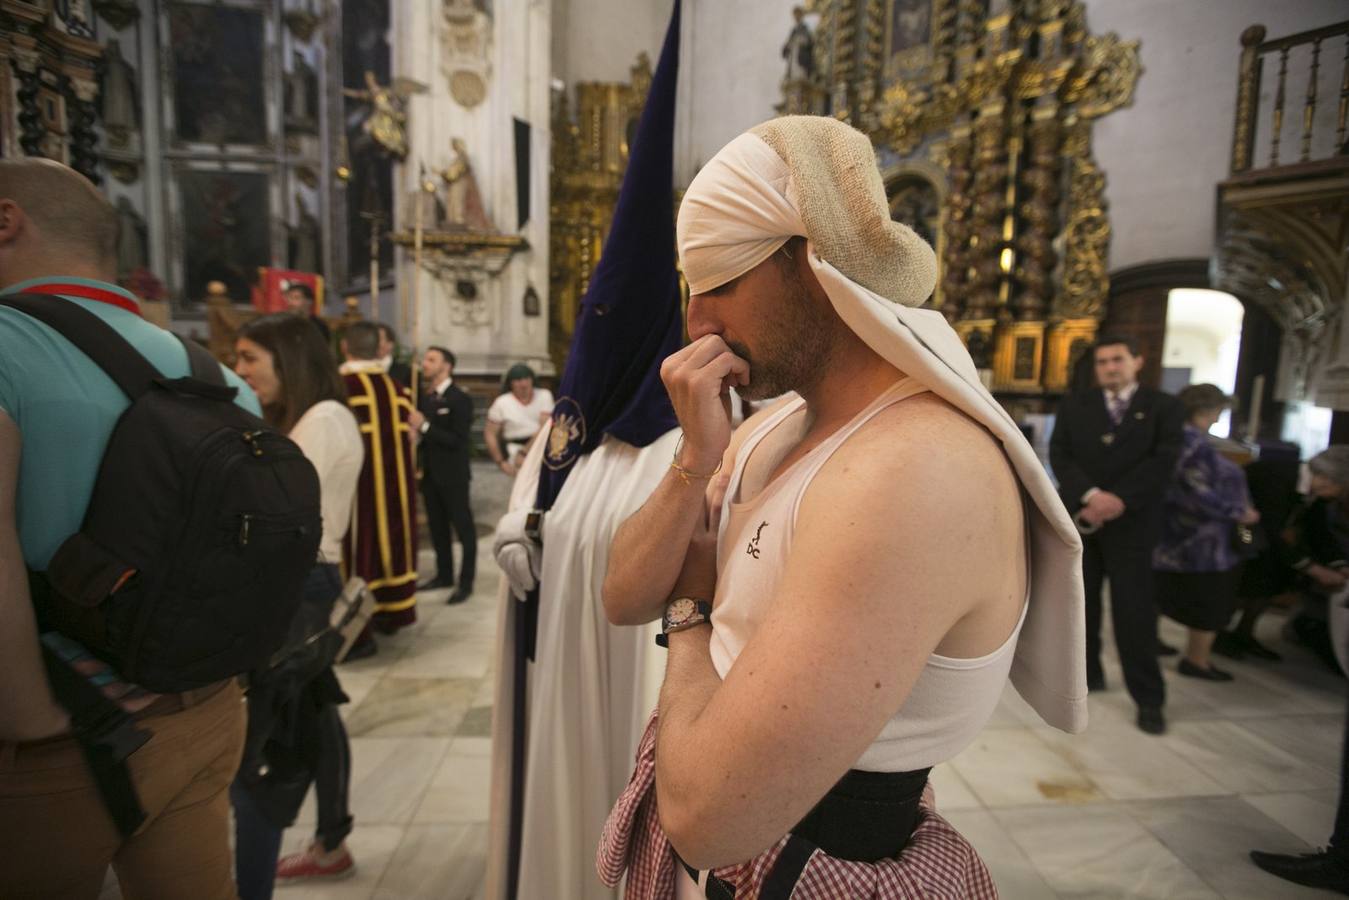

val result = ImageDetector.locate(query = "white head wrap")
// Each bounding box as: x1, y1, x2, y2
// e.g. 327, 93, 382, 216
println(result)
679, 116, 1087, 733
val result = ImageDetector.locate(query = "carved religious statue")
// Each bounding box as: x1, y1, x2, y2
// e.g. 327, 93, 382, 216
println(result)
289, 193, 321, 274
439, 138, 493, 232
68, 0, 91, 29
782, 6, 815, 82
101, 37, 139, 147
114, 196, 147, 277
342, 71, 426, 159
284, 50, 318, 133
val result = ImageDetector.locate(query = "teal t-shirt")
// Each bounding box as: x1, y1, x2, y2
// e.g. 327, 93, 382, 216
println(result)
0, 277, 261, 569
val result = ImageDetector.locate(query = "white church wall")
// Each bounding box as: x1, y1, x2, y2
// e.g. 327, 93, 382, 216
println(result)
552, 0, 673, 86
549, 0, 734, 187
680, 0, 794, 185
1087, 0, 1346, 273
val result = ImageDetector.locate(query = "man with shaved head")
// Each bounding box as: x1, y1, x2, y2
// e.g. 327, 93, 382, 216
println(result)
338, 319, 418, 655
0, 158, 257, 898
597, 117, 1087, 895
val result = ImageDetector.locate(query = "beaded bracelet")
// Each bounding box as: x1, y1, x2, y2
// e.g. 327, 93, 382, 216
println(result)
670, 434, 723, 485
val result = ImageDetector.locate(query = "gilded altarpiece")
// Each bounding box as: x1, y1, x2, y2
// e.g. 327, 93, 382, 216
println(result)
548, 55, 652, 372
0, 1, 102, 179
791, 0, 1140, 402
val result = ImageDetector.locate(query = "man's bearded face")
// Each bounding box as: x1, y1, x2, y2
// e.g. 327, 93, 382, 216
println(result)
726, 253, 836, 401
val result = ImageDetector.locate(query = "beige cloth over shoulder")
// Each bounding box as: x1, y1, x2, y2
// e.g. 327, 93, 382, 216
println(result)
677, 115, 1087, 733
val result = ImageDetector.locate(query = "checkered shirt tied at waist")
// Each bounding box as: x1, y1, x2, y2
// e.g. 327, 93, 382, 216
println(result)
597, 711, 999, 899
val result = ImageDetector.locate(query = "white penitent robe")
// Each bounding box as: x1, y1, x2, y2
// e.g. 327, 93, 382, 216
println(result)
485, 428, 679, 900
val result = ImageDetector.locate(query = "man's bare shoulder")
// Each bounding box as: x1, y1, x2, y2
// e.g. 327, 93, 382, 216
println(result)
791, 391, 1026, 651
822, 392, 1019, 507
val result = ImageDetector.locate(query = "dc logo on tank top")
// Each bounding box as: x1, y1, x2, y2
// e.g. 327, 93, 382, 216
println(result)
746, 521, 769, 558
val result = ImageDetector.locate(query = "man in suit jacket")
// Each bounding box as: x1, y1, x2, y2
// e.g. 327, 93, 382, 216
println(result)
1050, 335, 1185, 735
284, 283, 331, 341
376, 323, 413, 389
408, 346, 476, 603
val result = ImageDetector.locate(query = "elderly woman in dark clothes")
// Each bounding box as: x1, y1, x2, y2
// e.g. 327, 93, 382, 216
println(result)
1274, 445, 1349, 670
1250, 447, 1349, 891
1283, 447, 1349, 590
1152, 384, 1259, 681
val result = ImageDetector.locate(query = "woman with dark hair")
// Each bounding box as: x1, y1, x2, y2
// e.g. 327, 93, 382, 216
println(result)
230, 313, 365, 896
1152, 384, 1259, 681
485, 362, 553, 476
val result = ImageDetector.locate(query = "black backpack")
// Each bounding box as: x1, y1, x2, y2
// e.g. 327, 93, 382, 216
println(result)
2, 294, 321, 831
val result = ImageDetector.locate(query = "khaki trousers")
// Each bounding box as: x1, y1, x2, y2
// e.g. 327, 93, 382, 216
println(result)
0, 680, 245, 900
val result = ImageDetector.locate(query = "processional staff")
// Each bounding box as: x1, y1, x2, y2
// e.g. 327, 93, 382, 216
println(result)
363, 209, 383, 322
408, 166, 437, 466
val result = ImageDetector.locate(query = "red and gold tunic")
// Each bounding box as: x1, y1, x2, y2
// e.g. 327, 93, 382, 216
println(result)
341, 361, 418, 629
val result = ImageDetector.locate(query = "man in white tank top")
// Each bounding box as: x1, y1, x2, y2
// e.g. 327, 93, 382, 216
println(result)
599, 117, 1085, 895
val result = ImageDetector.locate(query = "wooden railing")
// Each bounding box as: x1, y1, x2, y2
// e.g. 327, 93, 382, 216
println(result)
1230, 20, 1349, 174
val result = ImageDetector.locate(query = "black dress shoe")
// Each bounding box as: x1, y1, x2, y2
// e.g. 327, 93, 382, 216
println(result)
446, 588, 471, 605
1178, 658, 1235, 681
1137, 705, 1166, 735
1243, 637, 1283, 662
1157, 640, 1179, 656
418, 576, 454, 591
1250, 849, 1349, 894
1087, 673, 1106, 693
1212, 631, 1247, 660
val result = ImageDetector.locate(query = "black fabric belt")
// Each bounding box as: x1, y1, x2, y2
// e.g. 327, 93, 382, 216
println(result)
682, 765, 932, 898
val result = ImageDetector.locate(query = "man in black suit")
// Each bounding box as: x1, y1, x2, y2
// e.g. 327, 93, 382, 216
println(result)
376, 323, 413, 389
409, 346, 475, 604
283, 283, 330, 341
1050, 335, 1185, 735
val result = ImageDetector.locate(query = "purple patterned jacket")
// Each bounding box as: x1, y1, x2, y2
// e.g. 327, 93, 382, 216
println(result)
1152, 426, 1251, 573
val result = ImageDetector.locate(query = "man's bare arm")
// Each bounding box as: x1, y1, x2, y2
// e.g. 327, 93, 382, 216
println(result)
601, 336, 754, 625
654, 404, 1026, 868
600, 460, 716, 625
602, 396, 792, 626
0, 411, 69, 741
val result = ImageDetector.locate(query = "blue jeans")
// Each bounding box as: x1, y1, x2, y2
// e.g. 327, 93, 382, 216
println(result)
231, 564, 351, 900
230, 780, 284, 900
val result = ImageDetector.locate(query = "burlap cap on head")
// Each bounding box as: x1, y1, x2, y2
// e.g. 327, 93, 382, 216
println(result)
750, 115, 936, 308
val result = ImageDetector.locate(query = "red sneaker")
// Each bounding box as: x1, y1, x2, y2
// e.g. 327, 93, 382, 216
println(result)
275, 844, 356, 884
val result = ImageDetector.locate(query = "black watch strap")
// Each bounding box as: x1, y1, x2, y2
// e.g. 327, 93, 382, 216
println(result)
656, 598, 713, 648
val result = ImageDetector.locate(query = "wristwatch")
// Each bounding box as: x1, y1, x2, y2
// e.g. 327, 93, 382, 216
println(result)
656, 597, 712, 647
524, 510, 544, 544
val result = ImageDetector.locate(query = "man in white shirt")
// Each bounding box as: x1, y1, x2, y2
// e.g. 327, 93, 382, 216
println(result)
485, 364, 553, 476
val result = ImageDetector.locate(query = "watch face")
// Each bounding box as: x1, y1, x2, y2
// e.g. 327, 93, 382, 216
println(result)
666, 598, 699, 628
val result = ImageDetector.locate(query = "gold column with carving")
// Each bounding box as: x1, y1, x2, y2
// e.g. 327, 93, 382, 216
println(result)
549, 56, 653, 373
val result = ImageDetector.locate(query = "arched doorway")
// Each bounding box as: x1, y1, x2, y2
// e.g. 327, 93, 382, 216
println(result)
1103, 258, 1284, 441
